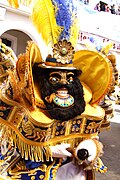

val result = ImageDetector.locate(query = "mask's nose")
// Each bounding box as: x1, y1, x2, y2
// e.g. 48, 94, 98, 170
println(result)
60, 73, 68, 85
77, 148, 89, 160
60, 79, 68, 85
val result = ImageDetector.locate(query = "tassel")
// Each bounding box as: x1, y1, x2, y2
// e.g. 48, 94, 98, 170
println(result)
31, 0, 62, 45
95, 157, 107, 173
10, 128, 52, 162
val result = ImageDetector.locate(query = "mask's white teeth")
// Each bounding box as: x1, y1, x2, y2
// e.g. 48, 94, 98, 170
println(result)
57, 88, 68, 98
58, 91, 67, 94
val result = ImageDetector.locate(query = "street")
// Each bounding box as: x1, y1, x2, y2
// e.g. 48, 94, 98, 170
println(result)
96, 104, 120, 180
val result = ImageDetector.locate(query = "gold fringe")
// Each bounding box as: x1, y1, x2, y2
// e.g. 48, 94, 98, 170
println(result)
0, 117, 99, 162
10, 128, 52, 162
9, 127, 94, 162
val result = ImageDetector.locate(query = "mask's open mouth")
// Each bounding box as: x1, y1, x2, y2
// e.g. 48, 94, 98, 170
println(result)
56, 88, 69, 98
53, 88, 74, 107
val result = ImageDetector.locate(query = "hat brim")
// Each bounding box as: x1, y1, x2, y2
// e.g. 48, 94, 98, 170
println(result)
39, 62, 77, 70
73, 50, 113, 105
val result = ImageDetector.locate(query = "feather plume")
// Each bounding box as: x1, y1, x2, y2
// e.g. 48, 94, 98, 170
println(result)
52, 0, 79, 45
31, 0, 62, 45
8, 0, 80, 46
19, 0, 33, 7
7, 0, 33, 8
69, 17, 80, 46
52, 0, 72, 40
7, 0, 19, 8
101, 42, 113, 55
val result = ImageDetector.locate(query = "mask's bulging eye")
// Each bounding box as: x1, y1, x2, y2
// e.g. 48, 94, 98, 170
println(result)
68, 77, 74, 83
49, 77, 59, 84
49, 72, 61, 84
67, 72, 74, 84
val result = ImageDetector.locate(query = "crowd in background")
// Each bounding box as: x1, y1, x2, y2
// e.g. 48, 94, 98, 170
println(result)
94, 1, 120, 15
80, 0, 120, 15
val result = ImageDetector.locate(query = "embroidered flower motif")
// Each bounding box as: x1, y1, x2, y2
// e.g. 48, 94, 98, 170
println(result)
53, 40, 75, 64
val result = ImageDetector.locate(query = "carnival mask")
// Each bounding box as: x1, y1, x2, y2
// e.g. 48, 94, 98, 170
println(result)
32, 65, 85, 121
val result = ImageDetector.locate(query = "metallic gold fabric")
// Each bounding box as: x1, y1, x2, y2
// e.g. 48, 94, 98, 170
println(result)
73, 50, 113, 104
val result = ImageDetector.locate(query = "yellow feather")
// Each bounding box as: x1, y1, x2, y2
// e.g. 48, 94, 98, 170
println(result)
7, 0, 33, 8
7, 0, 19, 8
101, 42, 113, 55
19, 0, 32, 7
70, 17, 79, 46
31, 0, 62, 45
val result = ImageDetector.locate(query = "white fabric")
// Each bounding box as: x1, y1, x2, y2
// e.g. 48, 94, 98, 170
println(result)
50, 143, 72, 158
76, 139, 97, 162
56, 162, 86, 180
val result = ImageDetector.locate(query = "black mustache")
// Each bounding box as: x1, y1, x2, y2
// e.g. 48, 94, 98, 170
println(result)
52, 83, 73, 92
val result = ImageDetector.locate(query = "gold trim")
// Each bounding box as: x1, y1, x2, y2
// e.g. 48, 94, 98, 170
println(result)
73, 50, 113, 105
45, 159, 62, 180
0, 89, 54, 128
44, 62, 74, 67
44, 161, 55, 180
0, 85, 103, 162
0, 73, 8, 78
9, 164, 47, 177
0, 88, 22, 107
28, 108, 54, 127
65, 121, 72, 136
0, 119, 98, 147
0, 59, 11, 65
80, 117, 87, 134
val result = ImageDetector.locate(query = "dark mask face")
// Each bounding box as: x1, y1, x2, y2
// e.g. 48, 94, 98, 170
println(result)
33, 65, 85, 121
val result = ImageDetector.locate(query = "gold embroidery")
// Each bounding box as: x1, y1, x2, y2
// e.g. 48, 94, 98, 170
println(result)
31, 176, 35, 180
86, 122, 100, 134
39, 175, 44, 179
22, 120, 51, 142
9, 164, 47, 178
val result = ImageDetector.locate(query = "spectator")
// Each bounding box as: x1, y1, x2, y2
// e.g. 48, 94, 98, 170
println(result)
116, 5, 120, 15
110, 4, 116, 14
100, 1, 106, 11
105, 4, 111, 13
84, 0, 89, 5
94, 2, 101, 11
